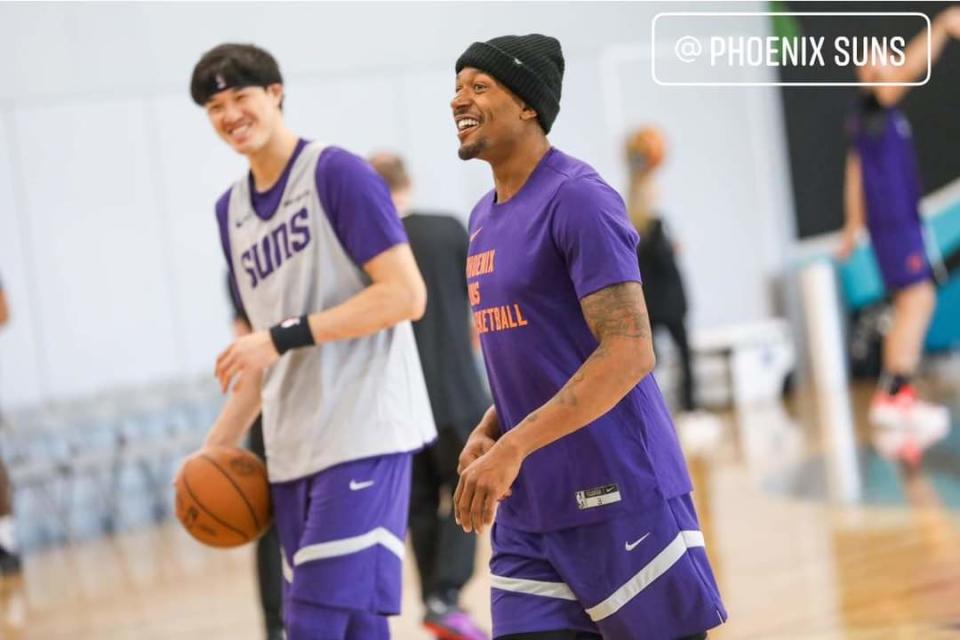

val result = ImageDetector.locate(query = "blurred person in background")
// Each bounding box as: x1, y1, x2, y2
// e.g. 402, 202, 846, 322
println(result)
625, 128, 720, 445
370, 152, 490, 640
625, 128, 694, 414
0, 277, 19, 576
226, 275, 284, 640
838, 8, 960, 436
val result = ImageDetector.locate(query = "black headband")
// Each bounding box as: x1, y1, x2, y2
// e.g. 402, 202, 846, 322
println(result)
195, 68, 271, 105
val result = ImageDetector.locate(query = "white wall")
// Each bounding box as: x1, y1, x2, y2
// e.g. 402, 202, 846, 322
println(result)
0, 2, 795, 408
600, 36, 796, 332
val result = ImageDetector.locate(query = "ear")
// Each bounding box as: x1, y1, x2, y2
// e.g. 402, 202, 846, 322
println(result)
519, 105, 539, 123
266, 83, 285, 108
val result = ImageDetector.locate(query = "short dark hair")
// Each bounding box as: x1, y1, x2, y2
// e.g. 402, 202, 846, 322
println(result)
190, 43, 283, 107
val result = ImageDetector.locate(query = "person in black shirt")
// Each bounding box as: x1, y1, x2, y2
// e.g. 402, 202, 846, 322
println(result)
226, 275, 284, 640
370, 153, 489, 640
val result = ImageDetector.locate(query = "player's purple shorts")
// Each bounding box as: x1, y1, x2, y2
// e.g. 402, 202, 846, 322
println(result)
270, 452, 412, 635
490, 494, 726, 640
870, 225, 932, 292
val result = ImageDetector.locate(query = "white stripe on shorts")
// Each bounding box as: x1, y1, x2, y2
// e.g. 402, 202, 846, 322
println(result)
490, 575, 578, 601
585, 529, 706, 621
281, 549, 294, 584
489, 529, 706, 622
292, 527, 405, 571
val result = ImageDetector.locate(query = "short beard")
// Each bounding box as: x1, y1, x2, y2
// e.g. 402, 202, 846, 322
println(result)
458, 137, 487, 160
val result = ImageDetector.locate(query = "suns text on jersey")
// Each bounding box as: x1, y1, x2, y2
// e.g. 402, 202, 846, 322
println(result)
240, 208, 311, 288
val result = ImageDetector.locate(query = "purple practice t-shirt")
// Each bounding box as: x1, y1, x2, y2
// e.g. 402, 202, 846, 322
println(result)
467, 147, 693, 532
849, 105, 931, 288
850, 106, 924, 233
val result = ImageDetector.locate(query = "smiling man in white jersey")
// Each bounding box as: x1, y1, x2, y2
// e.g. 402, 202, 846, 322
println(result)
189, 43, 436, 640
449, 35, 726, 640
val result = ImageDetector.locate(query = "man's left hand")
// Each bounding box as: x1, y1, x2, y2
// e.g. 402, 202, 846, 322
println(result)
454, 438, 523, 534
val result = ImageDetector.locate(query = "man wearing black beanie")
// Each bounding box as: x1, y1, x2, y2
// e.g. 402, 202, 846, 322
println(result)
451, 35, 726, 640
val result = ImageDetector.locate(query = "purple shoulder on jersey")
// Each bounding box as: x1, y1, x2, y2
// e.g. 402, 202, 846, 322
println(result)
550, 172, 642, 296
315, 146, 408, 267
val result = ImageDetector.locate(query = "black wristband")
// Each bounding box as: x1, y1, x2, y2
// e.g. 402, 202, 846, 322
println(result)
269, 315, 315, 355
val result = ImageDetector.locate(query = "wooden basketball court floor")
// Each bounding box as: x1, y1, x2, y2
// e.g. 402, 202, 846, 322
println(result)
1, 380, 959, 640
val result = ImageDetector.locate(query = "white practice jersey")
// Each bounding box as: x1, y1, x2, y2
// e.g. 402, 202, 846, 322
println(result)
217, 140, 436, 482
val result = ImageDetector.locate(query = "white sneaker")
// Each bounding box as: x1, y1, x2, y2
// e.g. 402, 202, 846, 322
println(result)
869, 387, 950, 434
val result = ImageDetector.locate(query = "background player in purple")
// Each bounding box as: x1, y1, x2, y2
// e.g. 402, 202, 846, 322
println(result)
188, 44, 436, 639
839, 10, 960, 433
449, 34, 726, 639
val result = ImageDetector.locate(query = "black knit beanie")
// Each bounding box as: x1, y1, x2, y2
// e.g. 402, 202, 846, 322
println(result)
456, 34, 564, 134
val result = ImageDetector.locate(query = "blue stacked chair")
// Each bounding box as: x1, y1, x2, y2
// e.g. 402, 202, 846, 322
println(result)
1, 376, 226, 552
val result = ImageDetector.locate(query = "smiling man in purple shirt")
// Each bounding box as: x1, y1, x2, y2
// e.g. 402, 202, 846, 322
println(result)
450, 35, 726, 640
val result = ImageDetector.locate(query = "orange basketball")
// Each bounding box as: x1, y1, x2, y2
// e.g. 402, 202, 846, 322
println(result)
626, 126, 666, 175
174, 445, 273, 548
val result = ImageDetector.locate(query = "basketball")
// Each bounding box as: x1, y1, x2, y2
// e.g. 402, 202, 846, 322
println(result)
174, 446, 273, 548
626, 126, 666, 175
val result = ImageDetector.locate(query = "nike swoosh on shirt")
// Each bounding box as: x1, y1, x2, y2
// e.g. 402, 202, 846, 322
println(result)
625, 532, 651, 551
234, 213, 254, 228
469, 227, 483, 243
349, 480, 375, 491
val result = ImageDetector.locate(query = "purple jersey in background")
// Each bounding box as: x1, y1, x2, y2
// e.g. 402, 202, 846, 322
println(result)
467, 147, 692, 533
850, 104, 932, 290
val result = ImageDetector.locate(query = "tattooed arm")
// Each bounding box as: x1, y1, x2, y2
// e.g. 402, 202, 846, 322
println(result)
502, 281, 654, 454
454, 281, 654, 533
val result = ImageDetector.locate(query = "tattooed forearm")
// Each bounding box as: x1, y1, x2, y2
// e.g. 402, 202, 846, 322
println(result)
550, 336, 629, 411
556, 370, 584, 407
499, 283, 656, 459
580, 282, 651, 342
579, 282, 655, 383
